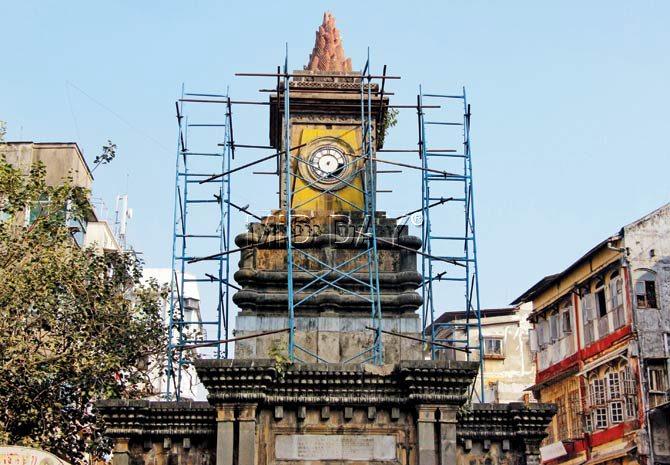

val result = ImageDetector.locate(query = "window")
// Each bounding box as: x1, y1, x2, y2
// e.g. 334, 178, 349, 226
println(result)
636, 278, 657, 309
582, 290, 596, 346
558, 298, 573, 336
607, 371, 621, 399
567, 389, 581, 438
590, 378, 606, 405
28, 193, 51, 224
537, 320, 546, 349
484, 337, 504, 358
625, 396, 637, 419
595, 279, 608, 318
609, 271, 625, 329
648, 362, 669, 408
562, 309, 572, 334
584, 410, 593, 432
594, 407, 608, 429
609, 401, 624, 423
550, 313, 559, 341
648, 364, 669, 392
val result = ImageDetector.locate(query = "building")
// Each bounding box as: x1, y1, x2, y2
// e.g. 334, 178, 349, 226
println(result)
0, 141, 121, 252
98, 13, 555, 465
142, 268, 207, 401
513, 203, 670, 465
427, 305, 536, 403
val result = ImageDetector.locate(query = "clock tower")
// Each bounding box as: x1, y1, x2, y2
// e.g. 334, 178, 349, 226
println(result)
233, 12, 423, 362
269, 12, 386, 213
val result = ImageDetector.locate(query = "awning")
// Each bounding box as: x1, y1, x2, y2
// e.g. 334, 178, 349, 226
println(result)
541, 441, 568, 462
557, 454, 588, 465
583, 446, 636, 465
579, 346, 628, 376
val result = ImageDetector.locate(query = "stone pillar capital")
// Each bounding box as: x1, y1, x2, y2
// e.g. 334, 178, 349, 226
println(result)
416, 405, 438, 423
216, 405, 235, 422
438, 406, 458, 423
237, 403, 258, 422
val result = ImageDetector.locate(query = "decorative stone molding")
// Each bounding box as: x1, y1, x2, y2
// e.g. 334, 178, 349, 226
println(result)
95, 400, 216, 437
196, 360, 479, 407
456, 402, 557, 443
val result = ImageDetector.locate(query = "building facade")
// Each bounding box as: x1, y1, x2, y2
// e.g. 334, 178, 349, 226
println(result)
1, 141, 121, 252
513, 203, 670, 465
427, 305, 537, 403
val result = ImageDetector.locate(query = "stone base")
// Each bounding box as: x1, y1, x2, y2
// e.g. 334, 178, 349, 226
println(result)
97, 362, 556, 465
234, 312, 422, 363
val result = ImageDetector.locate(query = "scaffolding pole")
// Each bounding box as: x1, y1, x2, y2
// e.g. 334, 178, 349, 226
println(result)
166, 85, 232, 400
419, 86, 484, 402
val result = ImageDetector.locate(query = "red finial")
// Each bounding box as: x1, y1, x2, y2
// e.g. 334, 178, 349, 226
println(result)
305, 12, 353, 72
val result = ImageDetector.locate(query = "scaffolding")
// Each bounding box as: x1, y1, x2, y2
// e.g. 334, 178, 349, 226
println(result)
174, 47, 484, 402
418, 87, 484, 401
279, 49, 384, 364
166, 86, 232, 400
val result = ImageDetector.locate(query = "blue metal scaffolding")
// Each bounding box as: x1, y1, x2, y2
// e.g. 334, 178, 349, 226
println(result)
168, 49, 483, 386
166, 86, 232, 400
280, 49, 384, 364
418, 87, 484, 401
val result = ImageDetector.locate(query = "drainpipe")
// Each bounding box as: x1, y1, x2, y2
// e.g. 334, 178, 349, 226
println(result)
614, 239, 655, 465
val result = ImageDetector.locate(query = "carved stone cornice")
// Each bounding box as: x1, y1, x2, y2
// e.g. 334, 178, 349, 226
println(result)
195, 360, 479, 407
457, 402, 557, 443
95, 400, 215, 437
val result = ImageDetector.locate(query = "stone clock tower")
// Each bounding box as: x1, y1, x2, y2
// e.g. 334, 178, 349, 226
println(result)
233, 12, 423, 362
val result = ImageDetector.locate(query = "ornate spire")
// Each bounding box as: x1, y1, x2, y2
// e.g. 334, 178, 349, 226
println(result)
305, 12, 353, 73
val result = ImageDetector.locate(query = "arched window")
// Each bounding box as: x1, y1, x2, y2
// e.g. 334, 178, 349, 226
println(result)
581, 287, 596, 345
559, 297, 573, 334
609, 270, 625, 328
635, 270, 657, 309
594, 278, 608, 318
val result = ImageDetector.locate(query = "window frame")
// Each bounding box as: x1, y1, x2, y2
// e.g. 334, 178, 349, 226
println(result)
483, 336, 504, 359
635, 271, 658, 309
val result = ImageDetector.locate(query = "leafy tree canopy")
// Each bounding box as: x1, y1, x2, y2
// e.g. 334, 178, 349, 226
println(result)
0, 145, 166, 464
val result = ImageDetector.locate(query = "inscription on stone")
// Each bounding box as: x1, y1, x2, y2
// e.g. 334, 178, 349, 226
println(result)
275, 434, 396, 461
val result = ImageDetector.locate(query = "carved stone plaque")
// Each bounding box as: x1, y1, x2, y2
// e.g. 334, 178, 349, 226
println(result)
275, 434, 396, 461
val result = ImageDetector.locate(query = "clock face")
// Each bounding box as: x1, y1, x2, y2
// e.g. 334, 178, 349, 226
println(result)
308, 146, 346, 182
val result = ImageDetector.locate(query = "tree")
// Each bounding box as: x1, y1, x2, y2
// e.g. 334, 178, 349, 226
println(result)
0, 144, 166, 464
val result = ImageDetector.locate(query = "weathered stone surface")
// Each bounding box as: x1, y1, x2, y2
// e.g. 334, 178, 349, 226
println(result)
97, 398, 555, 465
275, 434, 396, 460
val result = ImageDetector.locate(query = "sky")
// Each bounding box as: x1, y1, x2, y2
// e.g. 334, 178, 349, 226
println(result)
2, 1, 669, 318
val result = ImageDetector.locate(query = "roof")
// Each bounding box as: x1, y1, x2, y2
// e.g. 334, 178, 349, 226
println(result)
1, 141, 94, 181
425, 307, 517, 334
510, 235, 619, 306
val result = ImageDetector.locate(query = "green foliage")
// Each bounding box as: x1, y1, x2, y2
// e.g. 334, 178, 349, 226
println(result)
378, 107, 399, 148
92, 140, 117, 171
268, 339, 291, 379
0, 154, 166, 464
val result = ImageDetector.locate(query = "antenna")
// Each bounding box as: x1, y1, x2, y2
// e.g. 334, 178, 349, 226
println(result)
114, 194, 132, 249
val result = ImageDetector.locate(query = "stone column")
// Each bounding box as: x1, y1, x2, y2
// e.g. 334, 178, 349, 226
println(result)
416, 405, 438, 465
216, 405, 235, 465
238, 403, 258, 465
112, 438, 130, 465
438, 407, 458, 465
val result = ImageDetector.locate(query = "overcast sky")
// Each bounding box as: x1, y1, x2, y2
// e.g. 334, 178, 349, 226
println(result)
2, 1, 669, 320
